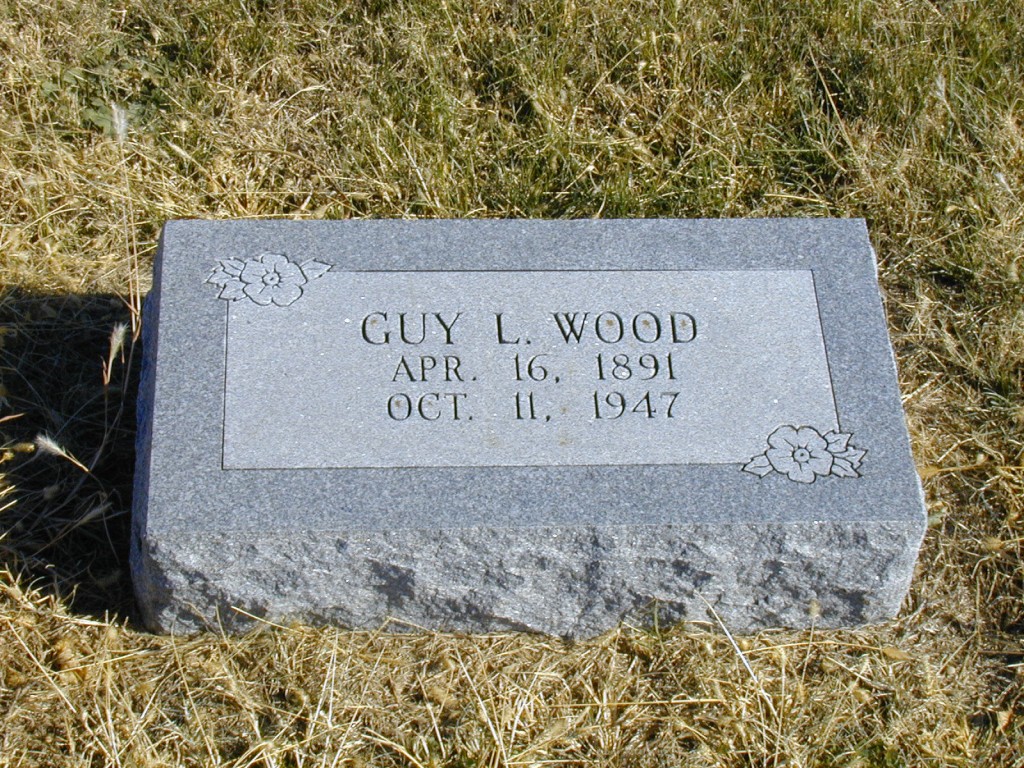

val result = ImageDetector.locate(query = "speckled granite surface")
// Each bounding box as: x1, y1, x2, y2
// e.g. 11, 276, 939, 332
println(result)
132, 219, 925, 635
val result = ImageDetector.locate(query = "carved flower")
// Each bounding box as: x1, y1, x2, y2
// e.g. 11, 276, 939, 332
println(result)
208, 252, 330, 307
239, 253, 306, 306
743, 425, 866, 483
765, 426, 834, 484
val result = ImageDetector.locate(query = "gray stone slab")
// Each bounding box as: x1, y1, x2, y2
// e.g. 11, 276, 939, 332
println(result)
131, 219, 926, 636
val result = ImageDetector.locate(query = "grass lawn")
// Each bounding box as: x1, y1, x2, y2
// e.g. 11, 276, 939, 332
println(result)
1, 0, 1022, 764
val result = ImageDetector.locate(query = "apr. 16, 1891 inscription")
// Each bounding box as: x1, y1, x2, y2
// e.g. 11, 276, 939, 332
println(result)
133, 219, 924, 636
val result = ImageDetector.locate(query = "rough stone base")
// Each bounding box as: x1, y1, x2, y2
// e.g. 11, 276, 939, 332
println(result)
131, 521, 920, 636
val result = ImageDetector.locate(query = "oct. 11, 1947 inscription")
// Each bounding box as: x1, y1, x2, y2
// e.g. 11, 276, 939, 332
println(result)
132, 219, 924, 636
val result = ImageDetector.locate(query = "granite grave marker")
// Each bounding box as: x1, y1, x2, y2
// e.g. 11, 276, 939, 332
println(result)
132, 219, 926, 635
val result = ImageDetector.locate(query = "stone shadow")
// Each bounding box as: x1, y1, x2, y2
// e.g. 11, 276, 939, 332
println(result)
0, 290, 140, 624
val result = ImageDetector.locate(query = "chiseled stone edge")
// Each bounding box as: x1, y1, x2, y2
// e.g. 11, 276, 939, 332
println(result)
132, 521, 923, 637
130, 289, 158, 619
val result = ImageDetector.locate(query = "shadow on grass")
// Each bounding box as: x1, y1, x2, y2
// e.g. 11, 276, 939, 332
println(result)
0, 290, 140, 624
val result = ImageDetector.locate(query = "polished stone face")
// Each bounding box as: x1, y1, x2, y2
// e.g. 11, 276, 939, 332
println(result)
221, 268, 836, 469
132, 219, 926, 636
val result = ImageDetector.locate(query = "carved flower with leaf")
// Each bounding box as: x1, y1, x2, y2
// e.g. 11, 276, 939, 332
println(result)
207, 252, 330, 307
744, 425, 866, 483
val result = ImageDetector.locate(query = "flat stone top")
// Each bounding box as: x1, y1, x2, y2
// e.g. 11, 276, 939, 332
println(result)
136, 219, 925, 535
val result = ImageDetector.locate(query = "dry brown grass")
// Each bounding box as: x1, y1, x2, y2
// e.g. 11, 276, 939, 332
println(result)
0, 577, 1006, 766
1, 0, 1023, 764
